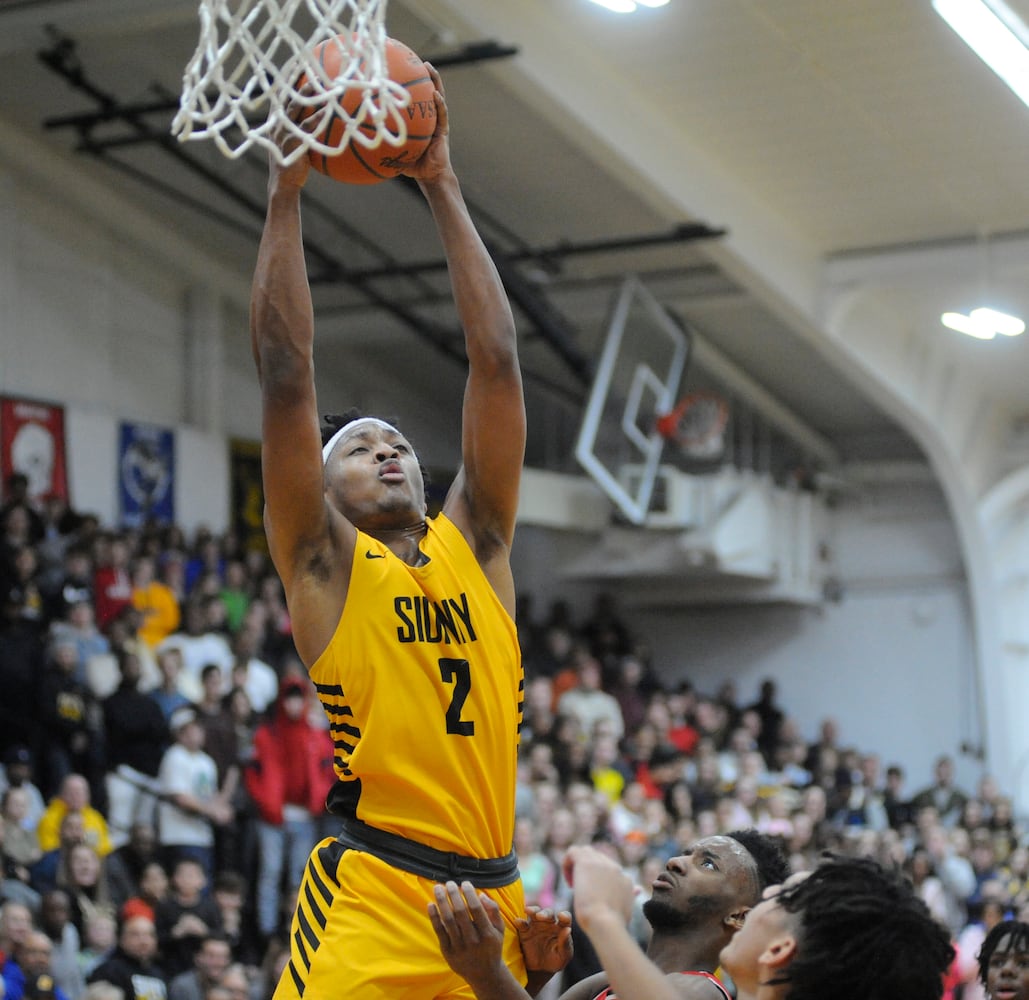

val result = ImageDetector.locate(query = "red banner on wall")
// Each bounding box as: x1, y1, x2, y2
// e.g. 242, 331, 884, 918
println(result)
0, 396, 68, 504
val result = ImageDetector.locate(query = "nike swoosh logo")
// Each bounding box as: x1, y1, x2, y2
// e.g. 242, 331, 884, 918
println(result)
365, 551, 386, 559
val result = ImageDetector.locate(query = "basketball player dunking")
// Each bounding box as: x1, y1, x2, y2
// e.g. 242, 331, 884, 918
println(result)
250, 63, 529, 998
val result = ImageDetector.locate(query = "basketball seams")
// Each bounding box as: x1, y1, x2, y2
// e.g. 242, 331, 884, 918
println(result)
348, 143, 394, 182
307, 36, 434, 185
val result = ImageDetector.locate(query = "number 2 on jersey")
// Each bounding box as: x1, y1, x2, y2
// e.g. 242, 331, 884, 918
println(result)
439, 658, 474, 736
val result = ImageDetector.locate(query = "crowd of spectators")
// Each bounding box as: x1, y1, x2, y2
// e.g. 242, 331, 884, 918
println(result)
0, 474, 1025, 999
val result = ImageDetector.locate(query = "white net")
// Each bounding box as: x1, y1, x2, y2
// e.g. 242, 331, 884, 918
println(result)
172, 0, 412, 164
672, 393, 729, 461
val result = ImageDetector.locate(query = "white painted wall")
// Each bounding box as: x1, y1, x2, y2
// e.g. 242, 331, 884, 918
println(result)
511, 476, 983, 799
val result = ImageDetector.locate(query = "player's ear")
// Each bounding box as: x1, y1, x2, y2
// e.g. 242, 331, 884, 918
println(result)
760, 932, 798, 970
725, 906, 750, 930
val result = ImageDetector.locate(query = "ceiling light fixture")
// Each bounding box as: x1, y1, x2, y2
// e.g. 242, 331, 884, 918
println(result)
931, 0, 1029, 109
939, 232, 1027, 339
941, 306, 1026, 339
586, 0, 669, 11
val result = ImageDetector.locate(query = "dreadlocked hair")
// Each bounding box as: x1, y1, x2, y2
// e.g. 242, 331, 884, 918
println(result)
978, 920, 1029, 985
321, 410, 430, 486
773, 855, 954, 1000
726, 829, 791, 898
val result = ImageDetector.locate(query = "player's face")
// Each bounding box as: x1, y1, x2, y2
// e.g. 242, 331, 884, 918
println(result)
648, 835, 755, 920
986, 934, 1029, 1000
326, 424, 426, 526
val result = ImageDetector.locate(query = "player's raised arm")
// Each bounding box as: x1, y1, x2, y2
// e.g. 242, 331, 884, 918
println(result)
249, 123, 352, 660
403, 67, 526, 581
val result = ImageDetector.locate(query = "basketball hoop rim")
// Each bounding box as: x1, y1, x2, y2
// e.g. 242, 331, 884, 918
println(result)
656, 390, 730, 448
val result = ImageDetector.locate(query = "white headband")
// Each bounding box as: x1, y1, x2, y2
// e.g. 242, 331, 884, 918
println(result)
322, 417, 401, 464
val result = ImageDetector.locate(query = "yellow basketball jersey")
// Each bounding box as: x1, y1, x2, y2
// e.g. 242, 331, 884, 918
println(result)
310, 513, 523, 859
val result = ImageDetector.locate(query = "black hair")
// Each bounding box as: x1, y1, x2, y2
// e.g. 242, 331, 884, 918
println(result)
321, 409, 378, 447
726, 828, 791, 898
321, 410, 430, 486
772, 855, 954, 1000
978, 920, 1029, 985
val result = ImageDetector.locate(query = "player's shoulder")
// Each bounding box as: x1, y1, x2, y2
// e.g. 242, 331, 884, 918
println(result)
669, 971, 733, 1000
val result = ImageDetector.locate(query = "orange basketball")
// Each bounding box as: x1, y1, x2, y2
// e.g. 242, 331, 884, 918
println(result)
306, 36, 436, 185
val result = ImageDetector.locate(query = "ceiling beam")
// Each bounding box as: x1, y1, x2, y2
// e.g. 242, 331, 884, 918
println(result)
0, 0, 198, 53
326, 224, 727, 283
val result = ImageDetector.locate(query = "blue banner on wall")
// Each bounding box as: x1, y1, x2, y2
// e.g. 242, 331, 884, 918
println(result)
119, 422, 175, 528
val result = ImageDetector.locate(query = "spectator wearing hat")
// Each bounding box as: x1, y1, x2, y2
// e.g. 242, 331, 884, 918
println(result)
106, 825, 161, 919
0, 748, 45, 836
118, 860, 169, 929
243, 677, 335, 942
156, 709, 232, 881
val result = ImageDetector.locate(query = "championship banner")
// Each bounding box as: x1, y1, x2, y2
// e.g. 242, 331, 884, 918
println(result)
230, 437, 267, 553
0, 396, 68, 503
119, 421, 175, 528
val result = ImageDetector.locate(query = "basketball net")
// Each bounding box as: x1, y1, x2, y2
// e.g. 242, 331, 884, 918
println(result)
655, 391, 730, 462
172, 0, 412, 165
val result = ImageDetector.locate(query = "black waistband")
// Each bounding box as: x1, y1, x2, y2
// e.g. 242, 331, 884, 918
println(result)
336, 816, 520, 889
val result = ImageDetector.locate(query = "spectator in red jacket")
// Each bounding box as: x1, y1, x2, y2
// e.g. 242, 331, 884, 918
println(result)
92, 536, 133, 634
243, 677, 335, 942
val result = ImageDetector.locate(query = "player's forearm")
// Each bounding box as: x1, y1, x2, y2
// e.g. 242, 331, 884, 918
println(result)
579, 909, 681, 1000
419, 171, 517, 371
524, 970, 557, 998
457, 962, 534, 1000
250, 182, 315, 387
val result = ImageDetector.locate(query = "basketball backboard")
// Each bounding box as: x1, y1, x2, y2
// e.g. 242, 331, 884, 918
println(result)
574, 276, 690, 525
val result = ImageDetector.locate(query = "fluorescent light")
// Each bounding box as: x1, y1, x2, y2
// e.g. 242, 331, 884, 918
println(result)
932, 0, 1029, 109
977, 306, 1026, 336
941, 306, 1026, 339
586, 0, 670, 10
